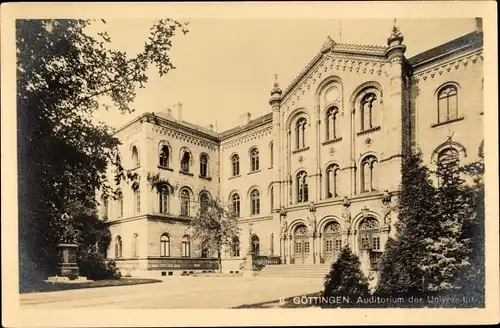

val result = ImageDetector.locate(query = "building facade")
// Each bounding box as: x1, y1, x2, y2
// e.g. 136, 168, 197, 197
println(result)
100, 24, 484, 278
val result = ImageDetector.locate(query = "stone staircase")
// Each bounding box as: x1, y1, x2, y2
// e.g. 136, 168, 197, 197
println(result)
256, 264, 332, 278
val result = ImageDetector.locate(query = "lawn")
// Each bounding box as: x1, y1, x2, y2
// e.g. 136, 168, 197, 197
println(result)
20, 278, 162, 294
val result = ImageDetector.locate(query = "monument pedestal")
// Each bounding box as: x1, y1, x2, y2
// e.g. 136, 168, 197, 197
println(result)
242, 254, 255, 277
57, 244, 80, 278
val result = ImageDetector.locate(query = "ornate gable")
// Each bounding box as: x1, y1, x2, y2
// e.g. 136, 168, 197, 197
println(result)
280, 41, 389, 113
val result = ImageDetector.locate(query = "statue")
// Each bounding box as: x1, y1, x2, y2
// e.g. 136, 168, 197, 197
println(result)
60, 213, 77, 244
309, 202, 316, 213
341, 196, 352, 226
280, 219, 288, 236
382, 190, 392, 226
307, 216, 317, 233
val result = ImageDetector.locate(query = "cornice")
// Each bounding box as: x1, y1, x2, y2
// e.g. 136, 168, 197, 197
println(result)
220, 125, 273, 151
151, 124, 218, 151
147, 114, 218, 142
412, 49, 483, 83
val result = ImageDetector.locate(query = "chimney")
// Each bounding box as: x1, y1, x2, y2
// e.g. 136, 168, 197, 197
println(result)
207, 124, 214, 131
240, 112, 251, 126
475, 17, 483, 32
173, 102, 183, 121
166, 108, 172, 115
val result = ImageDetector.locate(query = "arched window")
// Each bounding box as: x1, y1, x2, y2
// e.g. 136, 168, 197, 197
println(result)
361, 93, 378, 131
131, 146, 140, 167
437, 147, 460, 165
201, 248, 209, 258
359, 217, 380, 250
361, 156, 378, 193
250, 189, 260, 215
200, 154, 208, 177
115, 236, 122, 258
231, 154, 240, 176
251, 234, 260, 255
159, 185, 169, 213
326, 164, 340, 198
297, 171, 308, 203
116, 190, 123, 218
132, 233, 139, 258
326, 107, 340, 140
295, 118, 307, 149
200, 192, 210, 211
436, 148, 460, 187
182, 235, 191, 257
250, 148, 260, 171
231, 193, 240, 217
160, 234, 170, 257
180, 189, 190, 216
438, 85, 458, 123
181, 151, 190, 173
232, 236, 240, 257
159, 144, 169, 168
134, 187, 141, 214
269, 142, 274, 167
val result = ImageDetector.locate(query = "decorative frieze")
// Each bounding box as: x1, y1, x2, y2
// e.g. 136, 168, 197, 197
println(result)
221, 127, 272, 150
413, 51, 483, 83
152, 125, 217, 151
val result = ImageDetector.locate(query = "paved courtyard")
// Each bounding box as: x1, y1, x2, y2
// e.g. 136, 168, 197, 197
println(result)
20, 276, 324, 309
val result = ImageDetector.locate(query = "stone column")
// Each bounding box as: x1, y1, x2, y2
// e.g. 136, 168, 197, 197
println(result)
315, 113, 322, 202
350, 107, 356, 196
317, 233, 323, 264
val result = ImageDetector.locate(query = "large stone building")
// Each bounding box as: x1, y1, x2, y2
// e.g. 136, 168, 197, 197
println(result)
99, 23, 484, 278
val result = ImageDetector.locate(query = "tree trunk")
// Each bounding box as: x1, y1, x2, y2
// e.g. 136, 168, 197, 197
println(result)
218, 249, 222, 274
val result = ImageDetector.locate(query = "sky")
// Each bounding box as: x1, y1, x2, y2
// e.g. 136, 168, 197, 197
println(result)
91, 18, 477, 133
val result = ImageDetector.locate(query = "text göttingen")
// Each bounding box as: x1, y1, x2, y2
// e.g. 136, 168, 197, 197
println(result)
285, 295, 479, 306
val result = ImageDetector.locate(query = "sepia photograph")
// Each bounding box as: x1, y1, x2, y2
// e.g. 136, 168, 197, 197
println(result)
2, 1, 498, 327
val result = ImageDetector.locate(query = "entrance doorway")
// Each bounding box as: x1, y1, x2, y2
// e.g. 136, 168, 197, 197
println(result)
323, 221, 342, 263
293, 225, 309, 264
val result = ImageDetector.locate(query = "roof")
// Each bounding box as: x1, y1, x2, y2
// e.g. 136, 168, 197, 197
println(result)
409, 31, 483, 66
219, 112, 273, 139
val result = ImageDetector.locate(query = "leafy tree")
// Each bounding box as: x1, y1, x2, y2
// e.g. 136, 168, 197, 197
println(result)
420, 146, 473, 292
17, 19, 188, 288
457, 143, 485, 303
376, 149, 439, 296
323, 246, 369, 307
188, 197, 241, 273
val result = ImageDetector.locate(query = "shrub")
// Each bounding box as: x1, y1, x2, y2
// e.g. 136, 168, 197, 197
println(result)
323, 246, 369, 308
78, 251, 120, 280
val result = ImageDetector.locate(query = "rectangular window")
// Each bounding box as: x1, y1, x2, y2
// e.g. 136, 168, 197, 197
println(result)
325, 240, 333, 252
372, 237, 380, 250
304, 242, 310, 253
335, 239, 342, 252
